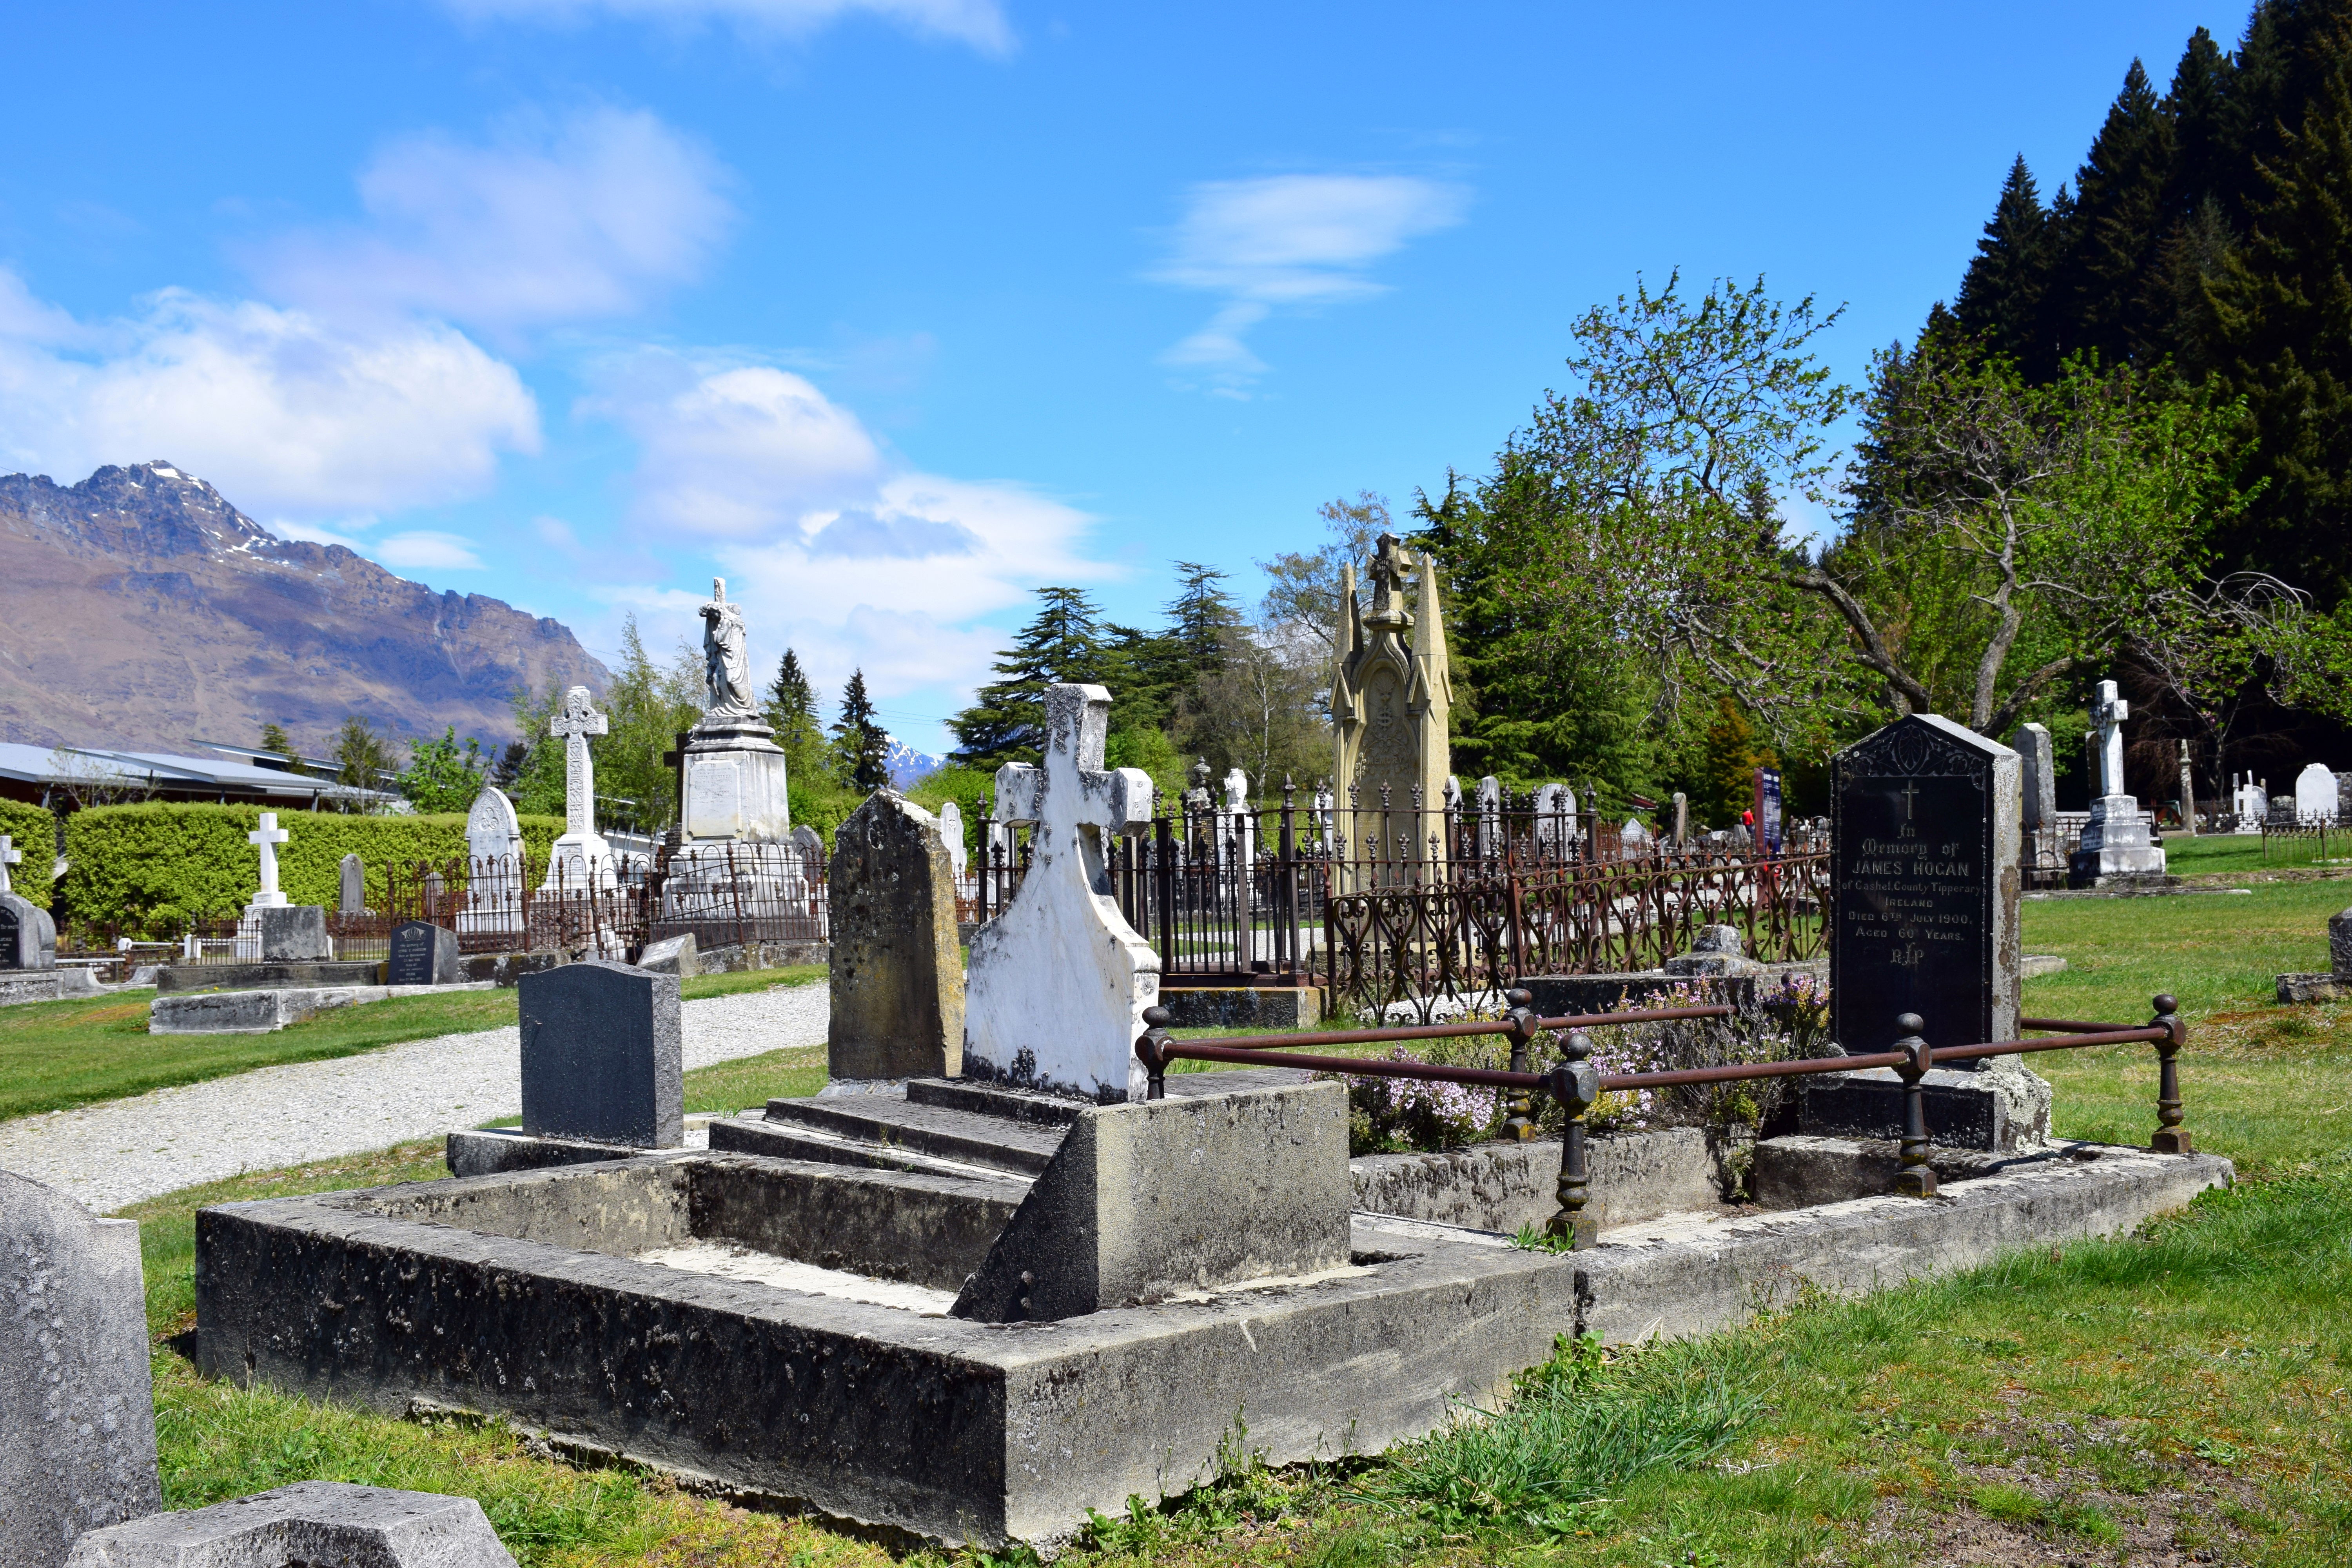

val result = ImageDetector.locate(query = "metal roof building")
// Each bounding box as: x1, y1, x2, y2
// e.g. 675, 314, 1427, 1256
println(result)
0, 742, 401, 813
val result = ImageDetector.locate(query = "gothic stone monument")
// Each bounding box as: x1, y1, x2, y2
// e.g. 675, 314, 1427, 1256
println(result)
1808, 712, 2050, 1150
964, 683, 1157, 1102
828, 791, 964, 1082
2070, 679, 2167, 885
1331, 532, 1452, 876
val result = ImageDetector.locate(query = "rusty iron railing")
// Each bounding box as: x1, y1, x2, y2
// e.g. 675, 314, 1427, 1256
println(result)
1135, 992, 2192, 1247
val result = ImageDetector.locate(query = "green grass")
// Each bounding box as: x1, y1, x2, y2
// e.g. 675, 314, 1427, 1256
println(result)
2164, 831, 2352, 877
0, 964, 824, 1125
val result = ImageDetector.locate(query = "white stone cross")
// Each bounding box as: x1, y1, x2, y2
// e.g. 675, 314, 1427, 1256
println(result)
0, 834, 16, 896
965, 683, 1158, 1102
248, 812, 290, 907
549, 686, 610, 837
2092, 679, 2130, 799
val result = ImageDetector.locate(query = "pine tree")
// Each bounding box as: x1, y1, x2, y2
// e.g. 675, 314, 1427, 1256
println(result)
833, 669, 891, 792
948, 587, 1107, 766
764, 648, 834, 789
256, 722, 299, 769
1953, 156, 2055, 370
2053, 60, 2176, 365
2207, 12, 2352, 599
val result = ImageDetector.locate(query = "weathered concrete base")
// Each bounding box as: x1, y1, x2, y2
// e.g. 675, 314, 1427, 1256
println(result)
1573, 1144, 2232, 1343
446, 1129, 668, 1178
1522, 959, 1826, 1020
62, 1482, 516, 1568
1349, 1127, 1734, 1233
461, 950, 578, 987
2276, 971, 2351, 1004
0, 967, 104, 1007
1753, 1132, 2101, 1207
194, 1129, 2231, 1548
1158, 985, 1322, 1029
697, 939, 830, 972
155, 961, 383, 995
2020, 953, 2069, 978
151, 982, 495, 1034
1799, 1059, 2053, 1151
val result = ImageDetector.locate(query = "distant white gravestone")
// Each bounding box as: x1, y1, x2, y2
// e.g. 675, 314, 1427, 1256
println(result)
541, 688, 614, 893
962, 683, 1157, 1102
2295, 763, 2338, 824
935, 798, 969, 886
462, 786, 526, 935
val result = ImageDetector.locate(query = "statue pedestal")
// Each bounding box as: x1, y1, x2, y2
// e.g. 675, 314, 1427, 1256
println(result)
682, 716, 792, 843
2069, 793, 2168, 886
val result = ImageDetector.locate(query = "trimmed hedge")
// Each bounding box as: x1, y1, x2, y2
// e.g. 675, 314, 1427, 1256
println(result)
0, 799, 58, 910
62, 802, 564, 931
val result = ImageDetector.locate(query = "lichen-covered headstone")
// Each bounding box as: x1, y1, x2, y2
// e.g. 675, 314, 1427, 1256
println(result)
828, 792, 964, 1082
2, 1169, 162, 1568
337, 853, 366, 916
63, 1481, 517, 1568
964, 684, 1156, 1102
2, 890, 58, 971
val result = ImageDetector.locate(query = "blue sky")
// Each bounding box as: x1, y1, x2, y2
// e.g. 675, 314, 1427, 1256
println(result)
0, 0, 2239, 754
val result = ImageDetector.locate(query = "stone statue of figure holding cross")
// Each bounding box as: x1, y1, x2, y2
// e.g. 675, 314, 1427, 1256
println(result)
964, 682, 1159, 1102
699, 577, 757, 720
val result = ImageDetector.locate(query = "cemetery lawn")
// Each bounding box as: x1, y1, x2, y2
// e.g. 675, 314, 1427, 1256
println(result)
117, 885, 2352, 1567
0, 965, 824, 1124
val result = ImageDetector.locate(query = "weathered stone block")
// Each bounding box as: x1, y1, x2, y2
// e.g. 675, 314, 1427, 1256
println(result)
1157, 986, 1321, 1029
387, 920, 460, 986
517, 960, 682, 1148
1798, 1062, 2052, 1152
952, 1080, 1353, 1321
2, 1170, 161, 1568
2330, 907, 2352, 980
636, 933, 698, 978
1349, 1126, 1731, 1233
828, 792, 963, 1082
257, 905, 330, 962
62, 1481, 515, 1568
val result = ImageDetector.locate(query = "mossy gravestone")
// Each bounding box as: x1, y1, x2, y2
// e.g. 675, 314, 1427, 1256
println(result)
828, 791, 963, 1082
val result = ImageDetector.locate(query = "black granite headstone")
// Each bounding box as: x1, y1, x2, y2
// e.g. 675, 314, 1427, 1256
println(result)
387, 920, 459, 986
0, 892, 56, 971
1830, 714, 2021, 1055
517, 960, 682, 1148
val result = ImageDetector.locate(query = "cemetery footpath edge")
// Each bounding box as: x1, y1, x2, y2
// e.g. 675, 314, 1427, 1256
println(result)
62, 884, 2352, 1568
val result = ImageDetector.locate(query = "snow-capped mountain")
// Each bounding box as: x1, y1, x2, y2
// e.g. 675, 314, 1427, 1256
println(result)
883, 736, 943, 789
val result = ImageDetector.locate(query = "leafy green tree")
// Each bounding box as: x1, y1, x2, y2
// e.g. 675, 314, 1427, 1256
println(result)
501, 684, 569, 818
398, 727, 485, 814
596, 617, 700, 831
256, 722, 300, 769
834, 669, 891, 793
949, 587, 1107, 766
333, 717, 396, 809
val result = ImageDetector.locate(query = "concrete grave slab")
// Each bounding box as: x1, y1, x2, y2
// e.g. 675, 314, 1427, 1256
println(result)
62, 1481, 515, 1568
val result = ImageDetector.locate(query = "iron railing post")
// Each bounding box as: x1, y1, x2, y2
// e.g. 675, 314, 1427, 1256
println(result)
1137, 1005, 1173, 1100
1893, 1013, 1938, 1198
1503, 987, 1539, 1140
2150, 993, 2191, 1152
1547, 1029, 1600, 1247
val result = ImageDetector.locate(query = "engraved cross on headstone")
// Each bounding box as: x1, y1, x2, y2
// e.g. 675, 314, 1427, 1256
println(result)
550, 686, 610, 837
2092, 679, 2130, 799
247, 813, 289, 900
0, 834, 17, 896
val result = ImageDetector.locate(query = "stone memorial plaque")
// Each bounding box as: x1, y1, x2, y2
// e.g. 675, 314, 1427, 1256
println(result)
387, 920, 459, 986
1831, 714, 2021, 1055
687, 758, 742, 838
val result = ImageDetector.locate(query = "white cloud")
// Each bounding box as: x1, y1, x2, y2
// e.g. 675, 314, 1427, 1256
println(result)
0, 274, 540, 516
441, 0, 1013, 53
1151, 174, 1469, 391
375, 531, 488, 570
253, 107, 734, 339
587, 354, 1112, 716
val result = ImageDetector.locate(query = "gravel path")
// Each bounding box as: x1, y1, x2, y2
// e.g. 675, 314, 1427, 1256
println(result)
0, 984, 829, 1214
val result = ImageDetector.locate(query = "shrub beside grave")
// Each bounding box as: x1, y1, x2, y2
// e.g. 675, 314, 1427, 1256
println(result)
0, 798, 58, 910
61, 803, 563, 931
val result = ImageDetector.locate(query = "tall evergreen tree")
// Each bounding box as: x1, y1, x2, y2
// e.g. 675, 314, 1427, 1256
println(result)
2054, 60, 2176, 365
2206, 10, 2352, 598
1953, 156, 2056, 370
763, 648, 834, 788
833, 669, 891, 793
948, 587, 1106, 766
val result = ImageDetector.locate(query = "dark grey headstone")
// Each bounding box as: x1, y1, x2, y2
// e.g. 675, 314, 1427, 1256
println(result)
829, 791, 964, 1080
338, 854, 366, 916
2331, 908, 2352, 982
2009, 721, 2055, 831
62, 1481, 516, 1568
256, 905, 330, 962
518, 960, 682, 1148
386, 921, 459, 987
2, 891, 58, 971
1830, 714, 2021, 1055
2, 1169, 162, 1568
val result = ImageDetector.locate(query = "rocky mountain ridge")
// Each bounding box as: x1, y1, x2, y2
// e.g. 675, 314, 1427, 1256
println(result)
0, 463, 608, 753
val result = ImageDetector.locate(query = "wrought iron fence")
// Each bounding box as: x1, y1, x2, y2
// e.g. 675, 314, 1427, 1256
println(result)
1323, 847, 1831, 1019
